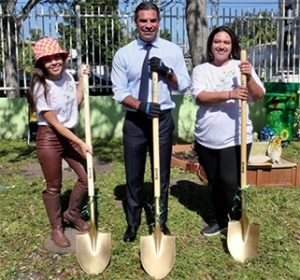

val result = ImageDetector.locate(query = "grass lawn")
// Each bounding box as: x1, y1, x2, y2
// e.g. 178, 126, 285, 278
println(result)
0, 139, 300, 279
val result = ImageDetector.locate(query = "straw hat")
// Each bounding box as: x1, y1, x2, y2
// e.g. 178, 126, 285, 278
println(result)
33, 37, 69, 63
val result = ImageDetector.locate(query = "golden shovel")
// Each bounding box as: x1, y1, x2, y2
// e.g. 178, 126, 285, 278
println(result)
140, 72, 176, 279
76, 74, 111, 275
227, 50, 260, 263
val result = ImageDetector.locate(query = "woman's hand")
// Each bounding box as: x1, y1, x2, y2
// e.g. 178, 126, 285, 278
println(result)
229, 87, 248, 101
239, 60, 253, 82
79, 141, 93, 158
80, 64, 91, 77
77, 64, 91, 105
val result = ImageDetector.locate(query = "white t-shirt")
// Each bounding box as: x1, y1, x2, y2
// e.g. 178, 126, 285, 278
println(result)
34, 70, 78, 129
191, 59, 265, 149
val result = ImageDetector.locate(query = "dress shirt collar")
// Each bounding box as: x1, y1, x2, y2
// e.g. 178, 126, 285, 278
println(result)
137, 36, 158, 49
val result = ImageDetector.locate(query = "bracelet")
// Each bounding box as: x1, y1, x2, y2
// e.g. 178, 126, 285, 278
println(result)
228, 91, 231, 100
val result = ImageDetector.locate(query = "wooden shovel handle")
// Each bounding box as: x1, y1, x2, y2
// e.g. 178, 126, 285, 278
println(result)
83, 74, 95, 197
152, 72, 160, 199
240, 50, 247, 188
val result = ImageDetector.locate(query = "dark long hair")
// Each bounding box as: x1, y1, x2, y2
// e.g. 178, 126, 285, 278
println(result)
27, 60, 49, 112
206, 25, 241, 62
134, 1, 160, 23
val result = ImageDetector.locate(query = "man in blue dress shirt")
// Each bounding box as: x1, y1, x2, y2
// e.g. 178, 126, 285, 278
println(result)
111, 1, 190, 242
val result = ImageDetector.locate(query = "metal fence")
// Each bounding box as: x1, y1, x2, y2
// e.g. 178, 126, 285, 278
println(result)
0, 3, 299, 97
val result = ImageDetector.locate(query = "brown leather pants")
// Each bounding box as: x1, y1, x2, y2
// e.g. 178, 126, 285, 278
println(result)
36, 125, 87, 196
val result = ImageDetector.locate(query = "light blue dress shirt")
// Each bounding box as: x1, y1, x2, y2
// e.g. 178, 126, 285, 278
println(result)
111, 36, 191, 111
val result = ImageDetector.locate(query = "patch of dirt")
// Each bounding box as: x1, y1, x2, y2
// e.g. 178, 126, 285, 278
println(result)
19, 160, 113, 179
44, 228, 77, 254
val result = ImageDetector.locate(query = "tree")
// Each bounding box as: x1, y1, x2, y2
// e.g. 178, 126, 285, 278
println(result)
57, 0, 122, 68
186, 0, 208, 67
29, 28, 43, 42
2, 0, 72, 97
223, 11, 277, 48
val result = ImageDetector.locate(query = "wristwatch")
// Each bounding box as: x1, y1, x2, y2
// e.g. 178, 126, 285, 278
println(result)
166, 67, 174, 78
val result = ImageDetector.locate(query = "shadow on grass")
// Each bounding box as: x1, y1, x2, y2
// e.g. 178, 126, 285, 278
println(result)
93, 138, 124, 164
171, 180, 235, 255
1, 145, 36, 163
113, 182, 156, 231
220, 236, 230, 254
170, 180, 215, 225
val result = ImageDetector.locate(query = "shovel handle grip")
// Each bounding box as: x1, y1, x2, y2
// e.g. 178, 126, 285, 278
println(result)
240, 50, 247, 188
240, 50, 247, 87
152, 72, 161, 204
83, 74, 95, 197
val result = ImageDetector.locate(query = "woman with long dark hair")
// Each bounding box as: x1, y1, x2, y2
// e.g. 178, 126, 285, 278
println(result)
191, 26, 265, 236
28, 38, 91, 247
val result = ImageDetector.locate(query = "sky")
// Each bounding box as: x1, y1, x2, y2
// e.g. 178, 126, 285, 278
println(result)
211, 0, 279, 10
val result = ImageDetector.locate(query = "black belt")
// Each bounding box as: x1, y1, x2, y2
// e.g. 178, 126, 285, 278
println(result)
126, 109, 171, 117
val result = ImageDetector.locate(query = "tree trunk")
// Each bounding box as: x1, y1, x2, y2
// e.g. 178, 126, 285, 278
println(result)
4, 18, 20, 98
3, 0, 39, 98
3, 1, 19, 97
186, 0, 208, 68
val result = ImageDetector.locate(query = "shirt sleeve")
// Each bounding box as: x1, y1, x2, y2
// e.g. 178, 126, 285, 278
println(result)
172, 47, 191, 93
191, 65, 206, 101
251, 67, 266, 94
111, 49, 131, 103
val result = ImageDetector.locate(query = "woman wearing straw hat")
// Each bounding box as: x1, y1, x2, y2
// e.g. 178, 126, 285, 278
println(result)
27, 37, 92, 247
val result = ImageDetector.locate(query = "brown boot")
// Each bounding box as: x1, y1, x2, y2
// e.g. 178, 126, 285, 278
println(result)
51, 225, 71, 247
63, 185, 89, 232
43, 192, 71, 247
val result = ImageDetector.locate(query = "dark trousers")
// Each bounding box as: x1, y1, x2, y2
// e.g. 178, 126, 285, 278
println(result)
194, 141, 252, 224
36, 125, 88, 196
123, 110, 174, 228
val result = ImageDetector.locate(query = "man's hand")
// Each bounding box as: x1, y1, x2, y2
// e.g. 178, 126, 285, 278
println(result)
149, 57, 169, 76
137, 101, 161, 118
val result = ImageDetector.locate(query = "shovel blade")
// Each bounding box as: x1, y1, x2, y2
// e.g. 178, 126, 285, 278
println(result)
76, 231, 111, 275
227, 220, 260, 263
140, 233, 175, 279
